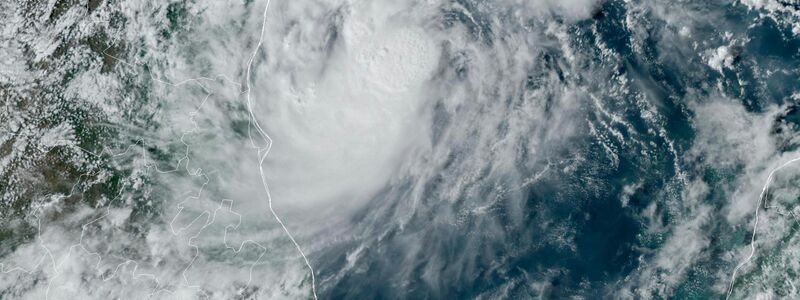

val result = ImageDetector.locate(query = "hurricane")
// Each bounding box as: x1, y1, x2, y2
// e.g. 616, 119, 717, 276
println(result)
2, 0, 800, 298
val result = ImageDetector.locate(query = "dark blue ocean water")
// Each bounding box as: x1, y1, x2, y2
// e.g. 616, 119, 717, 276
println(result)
315, 0, 800, 298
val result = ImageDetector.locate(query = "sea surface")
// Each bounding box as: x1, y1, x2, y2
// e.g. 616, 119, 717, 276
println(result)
2, 0, 800, 298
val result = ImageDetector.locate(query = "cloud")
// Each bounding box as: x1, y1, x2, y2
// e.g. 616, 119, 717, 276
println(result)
689, 97, 778, 171
501, 0, 604, 21
706, 45, 735, 73
250, 0, 441, 224
615, 89, 800, 297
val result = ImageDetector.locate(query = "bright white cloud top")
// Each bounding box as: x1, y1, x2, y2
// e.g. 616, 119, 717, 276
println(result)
1, 0, 800, 299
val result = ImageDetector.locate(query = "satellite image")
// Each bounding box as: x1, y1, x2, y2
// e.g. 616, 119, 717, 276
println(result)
2, 0, 800, 299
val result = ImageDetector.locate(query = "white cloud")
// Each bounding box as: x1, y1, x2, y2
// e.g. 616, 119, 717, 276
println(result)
505, 0, 604, 20
707, 45, 735, 73
251, 0, 440, 223
689, 97, 777, 171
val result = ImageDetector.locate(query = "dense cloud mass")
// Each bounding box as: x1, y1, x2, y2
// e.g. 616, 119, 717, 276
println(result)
1, 0, 800, 299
